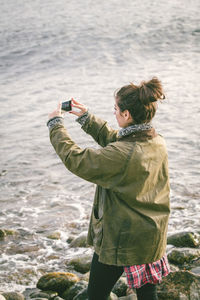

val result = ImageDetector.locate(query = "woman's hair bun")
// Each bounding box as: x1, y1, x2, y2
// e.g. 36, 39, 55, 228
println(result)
138, 77, 165, 105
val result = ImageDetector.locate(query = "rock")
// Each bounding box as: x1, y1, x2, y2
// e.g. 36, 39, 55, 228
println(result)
47, 232, 61, 240
191, 266, 200, 275
69, 232, 88, 248
61, 280, 88, 300
167, 232, 200, 248
29, 291, 58, 299
112, 278, 128, 297
157, 270, 200, 300
23, 288, 40, 299
29, 298, 48, 300
167, 248, 200, 265
73, 288, 88, 300
0, 229, 18, 240
80, 272, 90, 283
68, 254, 92, 273
0, 229, 6, 239
108, 292, 118, 299
0, 296, 6, 300
37, 272, 80, 294
53, 297, 64, 300
2, 293, 24, 300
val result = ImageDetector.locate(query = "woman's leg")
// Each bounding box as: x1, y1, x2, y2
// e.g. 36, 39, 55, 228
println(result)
136, 283, 158, 300
87, 252, 124, 300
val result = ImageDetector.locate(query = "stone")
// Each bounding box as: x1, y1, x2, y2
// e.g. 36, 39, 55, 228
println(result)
80, 272, 90, 282
167, 248, 200, 265
47, 232, 61, 240
73, 288, 88, 300
112, 278, 128, 297
69, 232, 88, 248
23, 288, 40, 299
157, 270, 200, 300
29, 298, 48, 300
108, 292, 118, 299
191, 266, 200, 275
167, 232, 200, 248
29, 291, 58, 299
2, 293, 24, 300
0, 296, 6, 300
36, 272, 79, 294
0, 229, 6, 239
68, 254, 92, 273
61, 280, 88, 300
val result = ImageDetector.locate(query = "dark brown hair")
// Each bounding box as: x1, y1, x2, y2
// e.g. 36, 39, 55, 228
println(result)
115, 77, 165, 124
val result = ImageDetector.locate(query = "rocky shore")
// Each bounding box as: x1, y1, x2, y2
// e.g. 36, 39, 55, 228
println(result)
0, 230, 200, 300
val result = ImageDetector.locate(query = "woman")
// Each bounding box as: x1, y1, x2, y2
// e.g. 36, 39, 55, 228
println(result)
47, 77, 170, 300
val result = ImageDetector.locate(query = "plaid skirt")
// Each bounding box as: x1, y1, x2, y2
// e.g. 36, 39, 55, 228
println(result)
123, 254, 170, 289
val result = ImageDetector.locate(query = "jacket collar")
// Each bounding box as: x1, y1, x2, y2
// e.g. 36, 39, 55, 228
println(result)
118, 127, 157, 142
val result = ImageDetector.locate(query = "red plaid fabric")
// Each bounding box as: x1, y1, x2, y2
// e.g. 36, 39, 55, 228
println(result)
123, 254, 170, 289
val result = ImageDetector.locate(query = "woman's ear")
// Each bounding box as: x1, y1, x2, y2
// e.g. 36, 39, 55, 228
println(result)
122, 109, 134, 124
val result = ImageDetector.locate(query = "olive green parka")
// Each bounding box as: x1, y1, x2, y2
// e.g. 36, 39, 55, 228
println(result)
49, 113, 170, 266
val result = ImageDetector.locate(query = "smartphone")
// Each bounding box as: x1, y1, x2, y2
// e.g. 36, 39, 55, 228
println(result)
61, 100, 72, 111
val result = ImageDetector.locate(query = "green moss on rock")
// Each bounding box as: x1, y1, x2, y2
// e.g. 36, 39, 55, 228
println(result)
36, 272, 79, 294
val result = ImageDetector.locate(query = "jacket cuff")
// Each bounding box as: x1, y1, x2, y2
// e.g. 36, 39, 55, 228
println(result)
76, 111, 90, 126
47, 117, 64, 131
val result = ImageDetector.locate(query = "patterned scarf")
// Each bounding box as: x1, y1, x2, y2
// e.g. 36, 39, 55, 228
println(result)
118, 123, 153, 137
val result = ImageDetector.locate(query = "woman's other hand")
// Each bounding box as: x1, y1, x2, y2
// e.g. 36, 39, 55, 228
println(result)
70, 98, 88, 117
48, 102, 63, 120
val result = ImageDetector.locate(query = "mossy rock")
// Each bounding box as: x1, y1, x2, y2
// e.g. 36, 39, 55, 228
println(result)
69, 232, 88, 248
68, 254, 92, 273
168, 248, 200, 265
157, 270, 200, 299
0, 229, 6, 239
167, 232, 200, 248
2, 293, 24, 300
47, 232, 61, 240
61, 280, 88, 300
112, 278, 128, 297
37, 272, 79, 294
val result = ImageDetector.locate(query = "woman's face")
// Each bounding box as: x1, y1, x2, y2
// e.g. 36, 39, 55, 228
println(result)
114, 98, 133, 128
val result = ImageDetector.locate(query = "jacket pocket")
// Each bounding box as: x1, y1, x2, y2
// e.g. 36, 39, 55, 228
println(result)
91, 212, 103, 249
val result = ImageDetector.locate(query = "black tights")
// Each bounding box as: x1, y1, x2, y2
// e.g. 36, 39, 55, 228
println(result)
87, 252, 158, 300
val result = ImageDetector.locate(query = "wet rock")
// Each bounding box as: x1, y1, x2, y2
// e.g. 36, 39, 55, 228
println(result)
80, 272, 90, 283
112, 278, 128, 297
23, 288, 40, 299
7, 244, 40, 255
0, 229, 6, 239
168, 248, 200, 265
61, 280, 88, 300
68, 254, 92, 273
53, 297, 64, 300
29, 298, 48, 300
2, 293, 24, 300
0, 296, 6, 300
0, 228, 18, 240
69, 232, 88, 248
29, 291, 58, 299
167, 232, 200, 248
191, 266, 200, 275
157, 270, 200, 300
108, 292, 118, 300
73, 288, 88, 300
47, 232, 61, 240
37, 272, 79, 294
